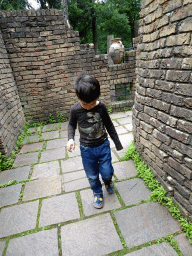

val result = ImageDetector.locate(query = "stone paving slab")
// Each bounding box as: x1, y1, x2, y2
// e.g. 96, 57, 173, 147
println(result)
67, 146, 81, 157
0, 166, 31, 184
64, 177, 90, 192
60, 130, 67, 137
113, 160, 137, 180
6, 229, 58, 256
23, 135, 39, 144
14, 152, 39, 167
23, 176, 61, 201
111, 151, 119, 162
40, 147, 66, 162
115, 178, 151, 206
63, 170, 86, 182
126, 111, 132, 116
110, 112, 127, 119
0, 201, 39, 238
61, 156, 84, 173
28, 127, 36, 134
80, 187, 121, 216
31, 161, 60, 180
115, 126, 128, 135
61, 213, 123, 256
0, 241, 5, 256
20, 142, 44, 154
42, 130, 59, 140
0, 184, 22, 208
42, 123, 59, 132
112, 120, 119, 127
174, 233, 192, 256
39, 193, 80, 227
46, 138, 68, 150
126, 242, 178, 256
125, 123, 133, 131
61, 121, 69, 130
118, 116, 133, 124
114, 202, 181, 248
118, 133, 134, 158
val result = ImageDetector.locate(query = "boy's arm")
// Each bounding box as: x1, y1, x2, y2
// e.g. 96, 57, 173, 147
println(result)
101, 105, 123, 151
67, 107, 77, 152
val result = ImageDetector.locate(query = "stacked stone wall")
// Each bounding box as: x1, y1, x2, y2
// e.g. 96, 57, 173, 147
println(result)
0, 9, 135, 123
133, 0, 192, 220
0, 29, 25, 157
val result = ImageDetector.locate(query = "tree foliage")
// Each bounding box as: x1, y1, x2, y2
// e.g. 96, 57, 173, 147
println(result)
0, 0, 30, 9
36, 0, 61, 9
0, 0, 141, 53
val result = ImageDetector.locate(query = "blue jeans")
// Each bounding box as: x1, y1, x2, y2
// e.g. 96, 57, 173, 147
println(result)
80, 139, 114, 196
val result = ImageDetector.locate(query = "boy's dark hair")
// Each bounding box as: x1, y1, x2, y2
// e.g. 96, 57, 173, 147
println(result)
74, 75, 100, 103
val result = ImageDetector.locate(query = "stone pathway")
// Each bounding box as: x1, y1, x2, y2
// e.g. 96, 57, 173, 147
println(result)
0, 111, 192, 256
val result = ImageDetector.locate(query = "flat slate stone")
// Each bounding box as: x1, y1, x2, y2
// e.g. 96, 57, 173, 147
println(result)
28, 127, 36, 134
14, 152, 39, 167
67, 146, 81, 157
174, 233, 192, 256
111, 151, 119, 162
64, 177, 90, 192
118, 133, 134, 158
61, 121, 69, 131
23, 176, 61, 201
40, 147, 66, 162
0, 201, 39, 238
125, 110, 132, 116
63, 170, 86, 182
6, 229, 58, 256
81, 187, 121, 216
0, 241, 5, 256
23, 135, 39, 144
115, 126, 128, 135
42, 123, 59, 132
0, 166, 31, 184
42, 131, 59, 140
114, 202, 181, 248
119, 133, 134, 151
125, 242, 178, 256
46, 138, 68, 150
61, 156, 84, 173
112, 120, 119, 127
118, 116, 132, 125
125, 123, 133, 131
110, 112, 127, 119
61, 213, 123, 256
20, 142, 44, 154
113, 160, 137, 180
60, 130, 67, 138
31, 161, 60, 180
116, 178, 151, 206
39, 193, 80, 227
0, 184, 22, 208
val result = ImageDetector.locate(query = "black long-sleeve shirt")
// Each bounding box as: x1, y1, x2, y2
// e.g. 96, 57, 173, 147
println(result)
68, 101, 123, 151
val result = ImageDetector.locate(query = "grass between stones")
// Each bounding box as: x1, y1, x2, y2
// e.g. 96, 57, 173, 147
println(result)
75, 191, 85, 218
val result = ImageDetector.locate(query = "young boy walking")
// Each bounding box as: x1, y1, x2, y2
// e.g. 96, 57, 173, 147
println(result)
67, 75, 123, 209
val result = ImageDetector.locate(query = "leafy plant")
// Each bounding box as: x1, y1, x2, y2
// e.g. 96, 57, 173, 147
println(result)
108, 106, 113, 114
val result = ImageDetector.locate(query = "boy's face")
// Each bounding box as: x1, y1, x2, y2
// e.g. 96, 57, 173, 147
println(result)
79, 99, 98, 110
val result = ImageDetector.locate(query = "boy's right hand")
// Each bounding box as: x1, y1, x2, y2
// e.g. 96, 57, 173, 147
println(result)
67, 139, 75, 152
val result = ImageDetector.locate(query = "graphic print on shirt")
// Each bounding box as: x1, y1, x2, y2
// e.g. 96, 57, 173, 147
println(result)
79, 112, 106, 138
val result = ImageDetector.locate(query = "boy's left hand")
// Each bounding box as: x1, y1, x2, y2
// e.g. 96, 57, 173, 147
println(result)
67, 139, 75, 152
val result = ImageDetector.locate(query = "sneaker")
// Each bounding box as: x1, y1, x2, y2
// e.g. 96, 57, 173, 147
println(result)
93, 195, 103, 209
105, 181, 114, 194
